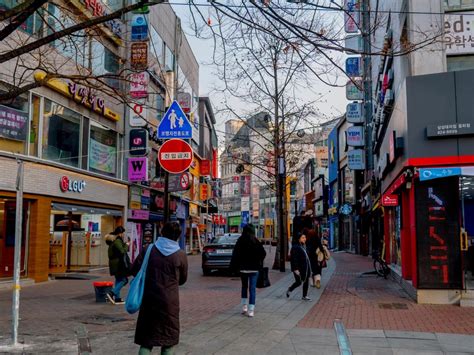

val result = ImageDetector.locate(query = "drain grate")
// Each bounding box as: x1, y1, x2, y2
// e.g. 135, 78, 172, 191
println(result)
378, 303, 409, 310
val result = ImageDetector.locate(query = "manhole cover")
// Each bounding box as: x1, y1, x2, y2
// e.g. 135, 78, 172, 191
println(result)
378, 303, 408, 310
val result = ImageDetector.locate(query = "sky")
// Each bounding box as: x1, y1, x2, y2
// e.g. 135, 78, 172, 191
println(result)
170, 2, 348, 141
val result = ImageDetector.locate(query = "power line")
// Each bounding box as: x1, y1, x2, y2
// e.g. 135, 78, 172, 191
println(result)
170, 1, 474, 16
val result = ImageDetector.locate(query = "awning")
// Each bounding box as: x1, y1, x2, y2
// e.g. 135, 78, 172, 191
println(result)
419, 167, 474, 181
51, 203, 123, 216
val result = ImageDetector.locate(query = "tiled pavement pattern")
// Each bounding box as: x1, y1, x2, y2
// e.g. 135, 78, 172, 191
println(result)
299, 252, 474, 334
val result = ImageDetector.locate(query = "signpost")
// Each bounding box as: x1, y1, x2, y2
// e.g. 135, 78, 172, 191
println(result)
158, 139, 194, 174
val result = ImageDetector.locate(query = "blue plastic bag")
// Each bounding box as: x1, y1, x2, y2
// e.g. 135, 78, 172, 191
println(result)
125, 244, 154, 314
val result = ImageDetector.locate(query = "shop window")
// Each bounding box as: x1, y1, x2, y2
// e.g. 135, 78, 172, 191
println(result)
447, 55, 474, 71
89, 122, 117, 176
42, 99, 81, 167
0, 92, 29, 154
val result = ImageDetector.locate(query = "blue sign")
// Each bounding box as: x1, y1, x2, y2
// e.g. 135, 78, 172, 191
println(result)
346, 57, 361, 77
340, 203, 353, 215
419, 167, 462, 181
131, 14, 148, 41
241, 211, 250, 227
328, 126, 339, 183
157, 100, 192, 139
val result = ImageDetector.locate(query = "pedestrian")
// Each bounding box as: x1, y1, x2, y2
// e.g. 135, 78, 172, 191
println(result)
305, 228, 323, 289
230, 223, 266, 317
132, 222, 188, 355
286, 232, 312, 301
106, 226, 130, 305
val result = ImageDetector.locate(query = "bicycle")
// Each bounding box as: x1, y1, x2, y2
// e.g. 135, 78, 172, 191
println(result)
372, 240, 390, 279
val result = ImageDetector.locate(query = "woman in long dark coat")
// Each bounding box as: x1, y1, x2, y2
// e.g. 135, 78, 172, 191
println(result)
305, 228, 323, 288
286, 232, 312, 301
131, 222, 188, 355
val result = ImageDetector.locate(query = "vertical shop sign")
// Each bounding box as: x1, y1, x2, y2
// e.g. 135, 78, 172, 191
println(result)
346, 102, 364, 124
131, 14, 148, 41
346, 80, 364, 100
345, 57, 362, 77
131, 42, 148, 70
415, 177, 462, 289
129, 100, 147, 127
128, 157, 148, 182
130, 72, 149, 98
201, 160, 210, 176
344, 0, 360, 33
129, 128, 148, 156
177, 92, 191, 113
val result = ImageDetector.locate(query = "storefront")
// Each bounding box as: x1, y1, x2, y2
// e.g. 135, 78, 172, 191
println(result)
0, 156, 127, 282
375, 69, 474, 304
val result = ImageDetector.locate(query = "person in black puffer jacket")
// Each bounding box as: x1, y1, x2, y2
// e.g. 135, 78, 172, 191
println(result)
286, 232, 312, 301
230, 224, 266, 317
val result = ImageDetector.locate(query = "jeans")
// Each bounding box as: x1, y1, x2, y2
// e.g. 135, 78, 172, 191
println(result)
112, 276, 128, 298
289, 272, 309, 297
241, 272, 258, 305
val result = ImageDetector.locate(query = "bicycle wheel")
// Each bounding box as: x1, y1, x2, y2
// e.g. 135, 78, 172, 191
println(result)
373, 259, 388, 278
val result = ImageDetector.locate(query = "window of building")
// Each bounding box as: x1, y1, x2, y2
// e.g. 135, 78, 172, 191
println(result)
444, 0, 474, 10
89, 122, 117, 176
150, 26, 164, 65
156, 94, 165, 118
47, 4, 88, 66
447, 55, 474, 71
0, 92, 29, 154
42, 99, 81, 167
164, 45, 175, 72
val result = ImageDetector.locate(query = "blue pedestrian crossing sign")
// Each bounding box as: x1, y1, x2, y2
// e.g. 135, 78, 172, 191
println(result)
157, 100, 192, 139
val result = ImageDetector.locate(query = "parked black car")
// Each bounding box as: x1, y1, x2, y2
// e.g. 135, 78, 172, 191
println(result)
202, 233, 240, 275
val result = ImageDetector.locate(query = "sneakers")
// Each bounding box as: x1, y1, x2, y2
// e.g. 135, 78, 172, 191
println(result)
286, 288, 291, 298
114, 297, 125, 305
247, 310, 254, 317
106, 291, 115, 304
242, 304, 248, 315
302, 296, 312, 301
316, 280, 321, 289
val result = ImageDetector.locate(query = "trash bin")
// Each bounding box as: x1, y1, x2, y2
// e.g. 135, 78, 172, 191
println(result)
93, 281, 114, 303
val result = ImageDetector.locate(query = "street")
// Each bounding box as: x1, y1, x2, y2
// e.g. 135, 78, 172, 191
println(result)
1, 248, 474, 354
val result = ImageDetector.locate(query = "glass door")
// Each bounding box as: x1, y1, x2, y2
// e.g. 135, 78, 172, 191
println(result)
460, 176, 474, 289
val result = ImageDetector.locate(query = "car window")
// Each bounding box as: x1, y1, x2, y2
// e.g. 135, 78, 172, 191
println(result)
218, 234, 240, 244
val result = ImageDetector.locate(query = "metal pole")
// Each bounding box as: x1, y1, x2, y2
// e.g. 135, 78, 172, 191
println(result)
163, 172, 170, 222
12, 160, 24, 345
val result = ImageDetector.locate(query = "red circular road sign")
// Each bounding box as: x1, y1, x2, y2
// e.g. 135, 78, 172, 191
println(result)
158, 139, 194, 174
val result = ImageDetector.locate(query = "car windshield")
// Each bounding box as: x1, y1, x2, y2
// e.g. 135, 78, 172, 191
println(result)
217, 234, 240, 244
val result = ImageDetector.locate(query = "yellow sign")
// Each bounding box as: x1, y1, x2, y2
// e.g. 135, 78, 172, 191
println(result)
130, 201, 141, 210
328, 207, 338, 215
34, 71, 120, 122
189, 202, 199, 217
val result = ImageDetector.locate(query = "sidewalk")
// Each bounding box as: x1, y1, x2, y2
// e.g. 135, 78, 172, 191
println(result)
2, 252, 474, 354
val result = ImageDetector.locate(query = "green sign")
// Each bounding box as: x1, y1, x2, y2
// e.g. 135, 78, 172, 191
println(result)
228, 216, 241, 226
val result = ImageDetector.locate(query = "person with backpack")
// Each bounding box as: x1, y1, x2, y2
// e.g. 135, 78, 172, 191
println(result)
132, 222, 188, 355
106, 226, 130, 305
286, 232, 312, 301
230, 224, 266, 317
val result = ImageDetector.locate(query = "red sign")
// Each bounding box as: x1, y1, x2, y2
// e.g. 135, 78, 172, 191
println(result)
389, 131, 396, 163
382, 194, 399, 206
158, 139, 194, 174
201, 160, 211, 176
59, 176, 86, 193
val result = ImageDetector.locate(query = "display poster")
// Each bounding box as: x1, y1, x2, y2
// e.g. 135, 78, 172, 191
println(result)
415, 177, 462, 289
126, 222, 141, 262
0, 105, 29, 141
89, 138, 116, 174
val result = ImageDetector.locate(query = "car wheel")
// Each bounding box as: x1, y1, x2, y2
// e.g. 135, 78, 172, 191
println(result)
202, 268, 211, 276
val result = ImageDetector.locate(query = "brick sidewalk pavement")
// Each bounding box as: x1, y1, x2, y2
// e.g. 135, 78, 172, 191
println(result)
299, 252, 474, 334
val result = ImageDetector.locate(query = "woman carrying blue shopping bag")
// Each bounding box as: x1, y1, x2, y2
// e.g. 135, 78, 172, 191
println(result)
131, 222, 188, 355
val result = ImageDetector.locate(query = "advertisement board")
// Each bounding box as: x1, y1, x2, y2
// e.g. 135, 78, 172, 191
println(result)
344, 0, 360, 33
444, 12, 474, 55
0, 105, 28, 141
346, 126, 364, 146
130, 72, 149, 98
347, 149, 365, 170
346, 102, 364, 124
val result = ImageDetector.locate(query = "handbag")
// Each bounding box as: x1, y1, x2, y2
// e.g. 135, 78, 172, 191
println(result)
256, 267, 271, 288
125, 244, 154, 314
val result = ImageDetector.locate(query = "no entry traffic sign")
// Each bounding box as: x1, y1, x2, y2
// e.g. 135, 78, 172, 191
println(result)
158, 139, 193, 174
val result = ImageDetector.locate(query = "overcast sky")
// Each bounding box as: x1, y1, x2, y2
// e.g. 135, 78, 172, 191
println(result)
171, 3, 347, 140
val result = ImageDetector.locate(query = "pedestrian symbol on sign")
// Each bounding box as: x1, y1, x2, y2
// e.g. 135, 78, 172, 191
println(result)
158, 100, 192, 139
